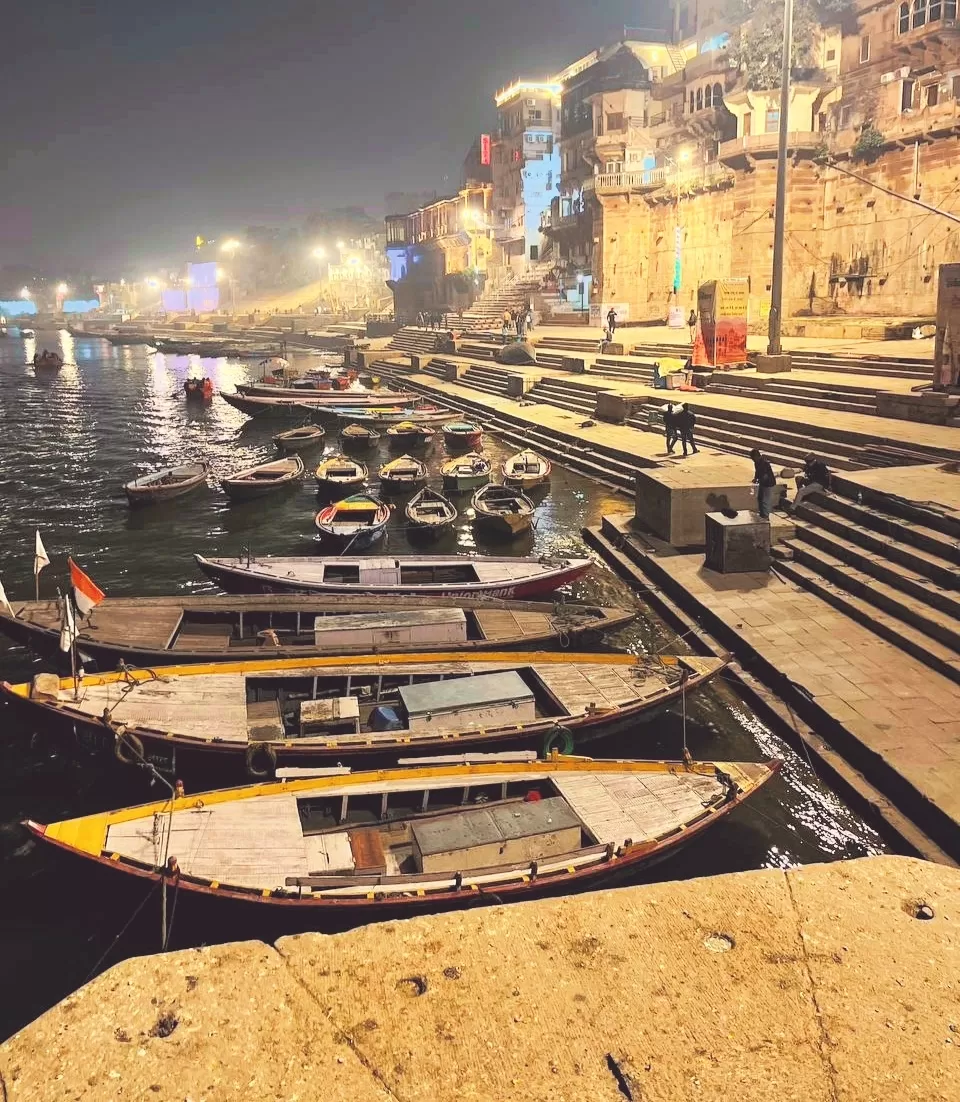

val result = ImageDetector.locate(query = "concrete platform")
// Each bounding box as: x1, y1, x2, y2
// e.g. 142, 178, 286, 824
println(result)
836, 463, 960, 521
1, 856, 956, 1100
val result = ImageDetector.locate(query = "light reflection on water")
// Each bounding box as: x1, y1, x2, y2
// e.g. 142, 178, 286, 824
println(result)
0, 332, 885, 1040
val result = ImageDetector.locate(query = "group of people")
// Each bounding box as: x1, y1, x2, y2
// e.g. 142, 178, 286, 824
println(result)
661, 402, 699, 457
502, 305, 534, 341
416, 310, 446, 330
751, 450, 831, 519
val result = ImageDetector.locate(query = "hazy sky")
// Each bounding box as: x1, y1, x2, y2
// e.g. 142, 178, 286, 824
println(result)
1, 0, 659, 275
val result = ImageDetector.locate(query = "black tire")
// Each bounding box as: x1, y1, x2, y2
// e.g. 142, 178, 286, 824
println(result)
541, 724, 575, 758
114, 730, 145, 766
246, 742, 277, 779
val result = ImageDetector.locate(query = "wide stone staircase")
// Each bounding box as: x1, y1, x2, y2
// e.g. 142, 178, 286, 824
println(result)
459, 275, 542, 329
706, 374, 880, 416
387, 327, 445, 355
773, 483, 960, 684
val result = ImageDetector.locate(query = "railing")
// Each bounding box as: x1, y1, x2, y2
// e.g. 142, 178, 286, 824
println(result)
586, 161, 734, 194
718, 132, 823, 159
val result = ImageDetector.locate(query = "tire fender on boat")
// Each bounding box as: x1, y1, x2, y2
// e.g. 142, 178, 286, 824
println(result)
541, 724, 575, 758
114, 727, 145, 766
246, 741, 278, 778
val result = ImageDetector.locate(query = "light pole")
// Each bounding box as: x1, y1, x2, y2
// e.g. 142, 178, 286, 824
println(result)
767, 0, 794, 359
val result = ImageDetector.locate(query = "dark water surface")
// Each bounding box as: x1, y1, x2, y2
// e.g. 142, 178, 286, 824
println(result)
0, 330, 884, 1040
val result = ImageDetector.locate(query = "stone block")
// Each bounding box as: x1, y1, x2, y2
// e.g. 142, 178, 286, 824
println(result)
704, 511, 771, 573
444, 362, 464, 382
438, 336, 458, 354
595, 393, 648, 424
561, 356, 586, 373
602, 341, 624, 355
635, 460, 757, 548
506, 374, 533, 397
754, 353, 792, 374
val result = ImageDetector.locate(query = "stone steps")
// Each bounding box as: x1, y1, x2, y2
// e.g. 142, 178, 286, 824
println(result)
808, 490, 960, 561
527, 383, 596, 416
708, 380, 878, 416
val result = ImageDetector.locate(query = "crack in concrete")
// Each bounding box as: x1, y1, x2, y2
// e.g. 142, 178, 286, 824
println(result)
784, 870, 841, 1102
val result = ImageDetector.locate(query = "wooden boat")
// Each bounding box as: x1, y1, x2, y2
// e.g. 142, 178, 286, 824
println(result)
336, 407, 452, 425
184, 377, 213, 401
124, 462, 208, 507
3, 650, 731, 776
23, 755, 776, 916
33, 351, 64, 369
0, 593, 636, 667
441, 453, 491, 492
378, 454, 428, 492
405, 488, 457, 534
503, 450, 552, 488
273, 425, 326, 454
340, 424, 381, 448
472, 484, 536, 537
194, 553, 593, 598
221, 456, 304, 501
386, 421, 435, 448
442, 420, 483, 449
315, 453, 367, 492
222, 391, 413, 418
315, 494, 390, 549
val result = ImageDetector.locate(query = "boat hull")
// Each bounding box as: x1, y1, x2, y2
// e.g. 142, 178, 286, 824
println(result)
473, 512, 534, 538
442, 472, 489, 492
125, 477, 206, 507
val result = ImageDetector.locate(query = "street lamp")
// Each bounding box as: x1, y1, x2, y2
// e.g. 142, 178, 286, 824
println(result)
767, 0, 795, 361
19, 287, 30, 300
312, 246, 327, 260
56, 283, 69, 295
221, 238, 241, 254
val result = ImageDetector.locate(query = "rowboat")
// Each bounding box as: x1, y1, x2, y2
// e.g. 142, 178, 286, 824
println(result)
405, 487, 457, 534
502, 449, 551, 488
3, 650, 730, 776
340, 424, 381, 448
314, 453, 367, 492
221, 456, 304, 501
441, 453, 491, 492
472, 484, 536, 537
33, 351, 64, 369
23, 755, 775, 916
315, 494, 390, 549
385, 421, 436, 448
184, 378, 214, 401
123, 462, 208, 507
0, 594, 636, 667
222, 391, 413, 418
273, 425, 326, 453
378, 454, 428, 492
442, 420, 483, 449
336, 407, 452, 425
194, 553, 593, 598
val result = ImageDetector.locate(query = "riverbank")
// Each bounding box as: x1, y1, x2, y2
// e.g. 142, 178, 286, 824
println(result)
1, 854, 954, 1100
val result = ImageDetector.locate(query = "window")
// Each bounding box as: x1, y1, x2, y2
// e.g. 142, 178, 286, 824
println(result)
696, 87, 703, 110
839, 104, 853, 129
954, 75, 960, 98
704, 85, 713, 107
947, 0, 957, 18
859, 35, 870, 61
913, 0, 926, 28
713, 82, 723, 105
743, 112, 752, 136
926, 82, 939, 106
902, 78, 915, 111
527, 110, 542, 122
765, 107, 780, 132
689, 91, 695, 113
899, 1, 910, 30
595, 111, 604, 136
826, 48, 836, 61
606, 112, 625, 131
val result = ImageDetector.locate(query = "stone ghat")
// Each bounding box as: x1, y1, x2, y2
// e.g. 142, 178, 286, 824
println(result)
1, 855, 956, 1100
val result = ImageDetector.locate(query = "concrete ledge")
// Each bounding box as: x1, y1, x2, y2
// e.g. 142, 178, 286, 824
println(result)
2, 857, 955, 1100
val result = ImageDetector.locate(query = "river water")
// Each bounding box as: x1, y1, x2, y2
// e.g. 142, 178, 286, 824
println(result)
0, 329, 885, 1040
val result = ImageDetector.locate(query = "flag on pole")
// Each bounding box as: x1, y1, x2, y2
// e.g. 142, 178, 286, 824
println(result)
0, 576, 13, 618
68, 558, 105, 616
59, 594, 77, 653
34, 531, 50, 577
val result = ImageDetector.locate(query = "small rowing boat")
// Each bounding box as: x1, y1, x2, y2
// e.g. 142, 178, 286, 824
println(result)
340, 424, 381, 448
336, 407, 452, 425
386, 421, 436, 448
124, 462, 208, 507
222, 390, 413, 418
472, 484, 535, 537
441, 453, 491, 492
314, 453, 367, 492
33, 351, 64, 370
378, 454, 428, 492
273, 425, 326, 454
315, 494, 390, 549
442, 421, 483, 449
221, 455, 304, 501
184, 378, 214, 401
502, 449, 551, 488
405, 487, 457, 534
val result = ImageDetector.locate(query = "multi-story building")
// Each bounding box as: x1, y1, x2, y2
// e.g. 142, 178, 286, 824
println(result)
490, 79, 561, 272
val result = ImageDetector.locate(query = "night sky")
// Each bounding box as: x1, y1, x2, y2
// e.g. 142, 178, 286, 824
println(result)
1, 0, 659, 275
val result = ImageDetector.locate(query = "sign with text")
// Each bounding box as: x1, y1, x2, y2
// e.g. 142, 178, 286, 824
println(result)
480, 134, 491, 166
697, 278, 748, 367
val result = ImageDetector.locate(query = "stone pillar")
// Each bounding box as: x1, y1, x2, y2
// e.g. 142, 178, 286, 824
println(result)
506, 375, 534, 397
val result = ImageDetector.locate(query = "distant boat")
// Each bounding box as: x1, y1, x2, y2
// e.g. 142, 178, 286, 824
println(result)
442, 420, 483, 450
340, 423, 381, 448
273, 425, 326, 454
184, 377, 213, 401
386, 421, 436, 448
32, 351, 63, 369
502, 450, 551, 489
406, 487, 457, 534
222, 390, 413, 418
378, 454, 428, 492
221, 455, 304, 501
315, 494, 390, 549
441, 452, 491, 492
337, 407, 452, 425
124, 462, 208, 507
472, 484, 535, 538
314, 453, 367, 492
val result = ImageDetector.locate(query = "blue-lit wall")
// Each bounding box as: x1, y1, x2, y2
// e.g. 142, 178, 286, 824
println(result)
521, 138, 560, 258
386, 246, 408, 283
0, 301, 37, 316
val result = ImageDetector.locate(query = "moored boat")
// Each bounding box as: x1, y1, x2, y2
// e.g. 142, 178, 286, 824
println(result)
0, 593, 636, 667
222, 391, 413, 418
273, 425, 326, 453
221, 455, 304, 501
315, 494, 390, 549
184, 377, 214, 401
314, 453, 367, 493
386, 420, 436, 448
377, 454, 428, 492
441, 452, 491, 492
340, 423, 381, 448
336, 407, 452, 425
194, 552, 593, 598
3, 650, 731, 776
405, 487, 457, 534
23, 755, 776, 917
124, 462, 209, 507
442, 420, 483, 450
472, 484, 536, 537
502, 449, 551, 488
33, 351, 64, 369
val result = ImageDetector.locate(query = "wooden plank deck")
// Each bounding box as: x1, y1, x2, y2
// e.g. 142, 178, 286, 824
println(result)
473, 609, 553, 642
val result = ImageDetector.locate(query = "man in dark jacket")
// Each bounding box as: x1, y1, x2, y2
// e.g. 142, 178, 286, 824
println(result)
750, 448, 778, 518
793, 453, 831, 507
663, 403, 678, 454
677, 402, 699, 456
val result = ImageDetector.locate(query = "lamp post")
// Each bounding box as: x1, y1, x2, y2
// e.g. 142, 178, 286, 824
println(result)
767, 0, 794, 360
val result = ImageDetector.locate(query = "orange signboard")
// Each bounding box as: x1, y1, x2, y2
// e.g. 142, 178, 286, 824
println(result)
697, 278, 748, 368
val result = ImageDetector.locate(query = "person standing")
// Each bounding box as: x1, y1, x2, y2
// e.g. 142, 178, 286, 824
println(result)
502, 309, 512, 341
606, 306, 617, 339
525, 303, 534, 333
516, 308, 526, 339
750, 449, 778, 518
687, 308, 697, 342
678, 402, 699, 456
663, 403, 678, 454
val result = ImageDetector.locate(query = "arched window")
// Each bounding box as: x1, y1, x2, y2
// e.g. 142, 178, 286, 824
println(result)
689, 91, 695, 113
705, 85, 713, 107
899, 1, 910, 30
913, 0, 927, 28
713, 82, 723, 106
696, 87, 703, 110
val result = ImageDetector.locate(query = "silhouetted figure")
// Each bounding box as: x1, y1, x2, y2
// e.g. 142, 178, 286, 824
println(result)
750, 449, 778, 519
677, 403, 699, 456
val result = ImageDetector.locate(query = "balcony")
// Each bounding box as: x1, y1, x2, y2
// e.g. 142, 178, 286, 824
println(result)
585, 160, 735, 196
718, 131, 825, 165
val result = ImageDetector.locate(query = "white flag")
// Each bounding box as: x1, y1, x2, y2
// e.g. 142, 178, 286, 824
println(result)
0, 576, 13, 618
34, 531, 50, 577
59, 594, 77, 653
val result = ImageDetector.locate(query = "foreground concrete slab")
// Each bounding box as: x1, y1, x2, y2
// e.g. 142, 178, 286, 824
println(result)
2, 857, 956, 1101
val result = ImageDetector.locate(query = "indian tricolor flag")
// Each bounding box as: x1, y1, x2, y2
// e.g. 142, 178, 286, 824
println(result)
68, 558, 105, 616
